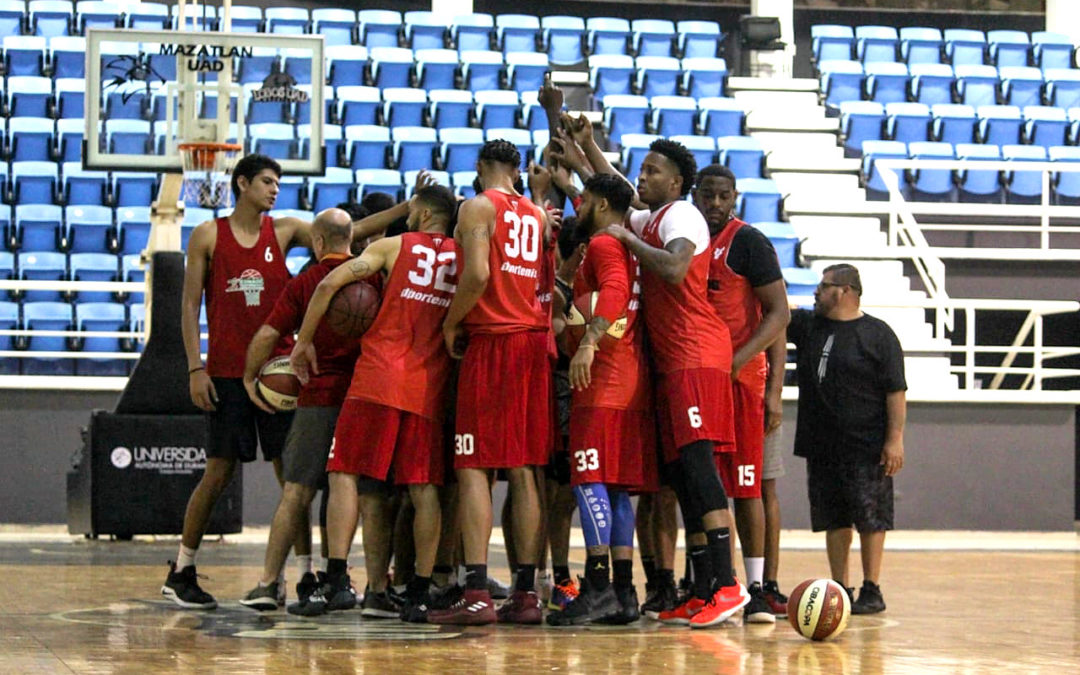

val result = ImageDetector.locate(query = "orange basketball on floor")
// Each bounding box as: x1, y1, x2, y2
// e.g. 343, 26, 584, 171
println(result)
326, 281, 380, 338
561, 291, 628, 353
257, 356, 300, 411
787, 579, 851, 641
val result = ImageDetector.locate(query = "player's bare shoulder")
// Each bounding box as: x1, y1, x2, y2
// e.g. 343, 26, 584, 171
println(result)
455, 193, 497, 241
186, 217, 219, 260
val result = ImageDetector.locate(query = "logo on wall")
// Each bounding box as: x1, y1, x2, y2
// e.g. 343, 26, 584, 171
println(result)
110, 446, 132, 469
252, 70, 310, 103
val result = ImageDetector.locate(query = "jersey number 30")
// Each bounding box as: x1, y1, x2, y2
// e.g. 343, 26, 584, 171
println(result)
503, 211, 540, 262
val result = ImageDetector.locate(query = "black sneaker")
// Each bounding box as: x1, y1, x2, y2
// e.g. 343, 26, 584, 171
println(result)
239, 581, 280, 611
399, 593, 431, 623
761, 580, 789, 618
641, 580, 678, 619
601, 584, 641, 625
743, 582, 777, 624
285, 572, 319, 615
361, 588, 401, 618
852, 581, 886, 615
429, 583, 464, 610
292, 574, 358, 617
162, 561, 217, 610
546, 578, 621, 626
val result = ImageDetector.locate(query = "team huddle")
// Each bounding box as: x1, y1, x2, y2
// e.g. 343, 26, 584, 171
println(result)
161, 82, 794, 629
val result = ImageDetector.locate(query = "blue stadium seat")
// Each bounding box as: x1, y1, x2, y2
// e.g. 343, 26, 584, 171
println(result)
1068, 108, 1080, 145
451, 170, 478, 199
404, 11, 447, 51
1023, 106, 1068, 149
8, 117, 53, 162
382, 87, 427, 127
29, 0, 71, 37
282, 48, 313, 85
631, 19, 674, 58
811, 25, 854, 63
839, 101, 886, 157
346, 125, 390, 169
13, 161, 57, 205
495, 14, 540, 55
474, 89, 519, 130
125, 2, 166, 30
855, 25, 898, 63
782, 267, 819, 302
860, 140, 908, 198
274, 176, 304, 210
944, 29, 986, 66
681, 57, 727, 99
54, 79, 83, 121
48, 35, 84, 78
736, 178, 782, 223
439, 127, 484, 173
325, 45, 369, 87
0, 299, 16, 373
4, 36, 46, 77
987, 30, 1030, 68
75, 301, 128, 375
121, 252, 144, 284
303, 123, 342, 166
69, 252, 116, 301
955, 64, 1000, 108
602, 94, 649, 144
461, 50, 504, 92
249, 123, 295, 160
227, 5, 263, 33
819, 60, 864, 114
15, 204, 62, 251
1002, 144, 1047, 203
885, 102, 931, 144
907, 141, 955, 201
8, 76, 51, 117
19, 250, 66, 301
308, 168, 353, 212
754, 221, 797, 268
1044, 69, 1080, 109
127, 301, 145, 345
910, 63, 955, 105
105, 119, 150, 155
451, 14, 493, 52
649, 95, 696, 137
1032, 32, 1074, 71
0, 0, 24, 38
0, 207, 11, 251
619, 133, 660, 183
590, 54, 634, 99
170, 4, 214, 31
392, 126, 437, 172
62, 163, 107, 206
415, 48, 459, 90
1049, 145, 1080, 205
294, 84, 333, 127
104, 82, 150, 120
697, 97, 745, 137
635, 55, 680, 97
148, 87, 176, 123
485, 128, 531, 171
358, 9, 401, 49
337, 86, 381, 126
285, 254, 307, 276
505, 52, 549, 94
429, 89, 474, 130
671, 135, 715, 173
1000, 66, 1044, 107
931, 104, 977, 145
587, 17, 629, 57
65, 206, 113, 254
236, 47, 276, 84
242, 83, 288, 124
403, 169, 450, 199
117, 206, 151, 254
864, 62, 909, 104
370, 47, 415, 89
22, 300, 75, 374
312, 8, 356, 47
955, 142, 1002, 202
899, 27, 942, 65
56, 117, 81, 162
519, 91, 549, 133
541, 16, 584, 66
76, 1, 118, 33
354, 169, 402, 200
718, 136, 766, 179
112, 173, 155, 209
265, 7, 308, 35
977, 105, 1023, 145
677, 20, 721, 59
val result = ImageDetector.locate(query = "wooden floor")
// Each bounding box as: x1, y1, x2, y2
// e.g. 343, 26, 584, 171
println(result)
1, 535, 1078, 674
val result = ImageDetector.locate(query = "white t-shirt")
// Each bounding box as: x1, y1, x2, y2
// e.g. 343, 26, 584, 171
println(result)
627, 200, 711, 255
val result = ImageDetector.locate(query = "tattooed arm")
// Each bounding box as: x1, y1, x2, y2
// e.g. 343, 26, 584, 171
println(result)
442, 196, 495, 358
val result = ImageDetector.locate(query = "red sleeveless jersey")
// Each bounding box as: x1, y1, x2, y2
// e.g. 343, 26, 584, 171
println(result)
462, 189, 548, 335
708, 219, 766, 387
632, 201, 731, 374
205, 215, 290, 378
348, 231, 458, 419
572, 234, 649, 411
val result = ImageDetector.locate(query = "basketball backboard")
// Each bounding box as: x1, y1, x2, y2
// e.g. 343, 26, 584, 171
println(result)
84, 28, 326, 175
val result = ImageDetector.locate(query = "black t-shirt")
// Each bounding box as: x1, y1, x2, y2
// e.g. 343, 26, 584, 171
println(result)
788, 309, 907, 461
726, 226, 784, 288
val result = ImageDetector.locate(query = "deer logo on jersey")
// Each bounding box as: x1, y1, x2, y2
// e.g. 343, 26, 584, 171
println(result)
225, 269, 266, 307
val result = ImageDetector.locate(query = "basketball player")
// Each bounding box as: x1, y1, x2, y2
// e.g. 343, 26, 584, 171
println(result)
760, 337, 790, 616
553, 126, 750, 628
547, 173, 650, 626
694, 164, 791, 623
238, 208, 360, 613
428, 140, 551, 626
164, 154, 317, 609
290, 185, 459, 622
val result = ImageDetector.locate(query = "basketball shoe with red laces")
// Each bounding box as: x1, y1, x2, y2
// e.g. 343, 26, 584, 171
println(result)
689, 580, 750, 629
496, 590, 542, 625
426, 588, 496, 625
658, 596, 706, 625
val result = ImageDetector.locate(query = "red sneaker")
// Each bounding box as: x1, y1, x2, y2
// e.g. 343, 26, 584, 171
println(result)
496, 589, 542, 625
761, 582, 788, 618
426, 588, 496, 625
657, 596, 706, 625
689, 581, 750, 629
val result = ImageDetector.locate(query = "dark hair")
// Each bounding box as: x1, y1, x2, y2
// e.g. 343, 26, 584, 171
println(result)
478, 139, 521, 170
336, 201, 368, 221
470, 173, 525, 195
696, 164, 736, 187
648, 138, 697, 196
583, 173, 634, 215
361, 192, 396, 215
231, 154, 282, 199
822, 263, 863, 296
415, 184, 457, 220
557, 216, 580, 259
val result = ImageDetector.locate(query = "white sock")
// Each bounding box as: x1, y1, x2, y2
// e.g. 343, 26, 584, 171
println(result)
314, 556, 326, 574
276, 565, 286, 586
177, 545, 197, 571
296, 554, 312, 577
745, 557, 765, 587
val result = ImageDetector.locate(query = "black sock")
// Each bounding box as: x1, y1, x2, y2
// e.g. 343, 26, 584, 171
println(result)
659, 568, 676, 588
706, 528, 735, 587
689, 546, 713, 600
465, 564, 487, 591
613, 559, 633, 590
683, 551, 694, 585
515, 564, 536, 592
641, 556, 657, 587
406, 575, 431, 600
433, 564, 454, 576
585, 554, 610, 591
553, 565, 571, 585
327, 558, 348, 579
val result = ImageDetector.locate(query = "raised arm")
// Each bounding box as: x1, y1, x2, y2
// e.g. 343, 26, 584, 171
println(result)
442, 196, 494, 358
182, 222, 216, 411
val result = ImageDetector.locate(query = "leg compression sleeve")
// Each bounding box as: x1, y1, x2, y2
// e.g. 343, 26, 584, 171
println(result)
609, 489, 635, 548
574, 483, 612, 548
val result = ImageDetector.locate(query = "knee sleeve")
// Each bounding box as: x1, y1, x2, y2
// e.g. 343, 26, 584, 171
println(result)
678, 440, 729, 514
574, 483, 612, 548
665, 462, 705, 534
609, 490, 635, 548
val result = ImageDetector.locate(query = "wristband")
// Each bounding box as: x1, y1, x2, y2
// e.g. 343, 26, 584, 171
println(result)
188, 366, 205, 375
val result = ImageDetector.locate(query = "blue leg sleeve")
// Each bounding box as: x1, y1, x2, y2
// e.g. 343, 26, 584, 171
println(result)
609, 489, 635, 548
574, 483, 612, 548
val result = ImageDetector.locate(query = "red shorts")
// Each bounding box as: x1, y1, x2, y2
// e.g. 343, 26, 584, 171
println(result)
328, 398, 445, 486
715, 378, 765, 499
455, 330, 552, 469
568, 407, 654, 490
655, 368, 735, 465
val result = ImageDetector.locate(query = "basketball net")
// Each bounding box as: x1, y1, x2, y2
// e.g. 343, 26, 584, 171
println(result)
178, 142, 242, 209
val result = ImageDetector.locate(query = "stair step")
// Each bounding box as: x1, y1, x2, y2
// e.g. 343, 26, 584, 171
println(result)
752, 132, 841, 152
770, 172, 862, 196
733, 89, 820, 110
727, 76, 820, 92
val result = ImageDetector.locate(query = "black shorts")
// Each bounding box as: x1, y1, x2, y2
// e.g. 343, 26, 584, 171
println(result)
554, 368, 571, 437
807, 455, 894, 533
545, 450, 571, 485
206, 377, 293, 463
281, 406, 338, 488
